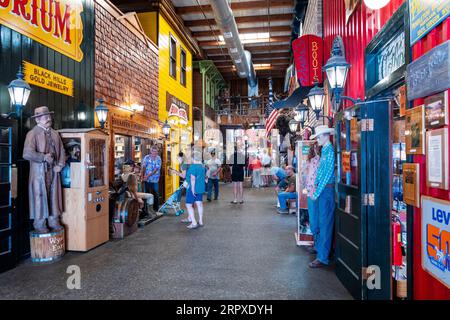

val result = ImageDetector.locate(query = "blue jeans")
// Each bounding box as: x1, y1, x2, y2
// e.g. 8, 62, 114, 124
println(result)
207, 178, 219, 200
144, 181, 159, 211
277, 192, 297, 210
315, 187, 335, 264
307, 196, 319, 245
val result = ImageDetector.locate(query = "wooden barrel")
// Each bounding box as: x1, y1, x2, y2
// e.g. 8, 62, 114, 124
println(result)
396, 279, 407, 299
30, 229, 65, 263
114, 198, 139, 227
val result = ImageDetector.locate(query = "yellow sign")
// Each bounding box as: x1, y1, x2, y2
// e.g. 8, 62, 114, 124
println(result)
0, 0, 84, 62
23, 61, 74, 96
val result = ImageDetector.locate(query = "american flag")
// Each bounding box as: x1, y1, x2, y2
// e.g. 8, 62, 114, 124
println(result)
265, 77, 278, 138
265, 108, 279, 138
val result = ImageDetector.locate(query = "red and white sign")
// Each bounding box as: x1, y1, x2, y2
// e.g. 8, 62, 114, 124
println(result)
292, 35, 323, 87
168, 103, 188, 124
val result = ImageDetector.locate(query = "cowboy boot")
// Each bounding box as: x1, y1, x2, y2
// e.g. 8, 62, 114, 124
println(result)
48, 215, 63, 231
33, 218, 49, 234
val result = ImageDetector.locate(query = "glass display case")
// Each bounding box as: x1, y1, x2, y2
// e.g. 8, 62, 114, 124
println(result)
58, 128, 109, 251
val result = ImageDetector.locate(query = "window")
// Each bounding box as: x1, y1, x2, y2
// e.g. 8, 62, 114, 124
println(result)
169, 35, 177, 79
180, 47, 187, 86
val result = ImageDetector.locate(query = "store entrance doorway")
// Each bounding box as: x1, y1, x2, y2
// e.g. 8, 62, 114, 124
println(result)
0, 118, 17, 273
335, 100, 392, 299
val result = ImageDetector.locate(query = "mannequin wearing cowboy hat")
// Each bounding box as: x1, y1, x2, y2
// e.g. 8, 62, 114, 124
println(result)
61, 139, 81, 188
23, 106, 66, 234
308, 125, 336, 268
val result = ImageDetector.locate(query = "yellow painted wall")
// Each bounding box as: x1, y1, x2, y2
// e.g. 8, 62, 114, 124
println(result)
138, 12, 194, 200
137, 12, 158, 44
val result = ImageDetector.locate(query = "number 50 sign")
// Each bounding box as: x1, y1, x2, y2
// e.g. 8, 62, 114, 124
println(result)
421, 196, 450, 289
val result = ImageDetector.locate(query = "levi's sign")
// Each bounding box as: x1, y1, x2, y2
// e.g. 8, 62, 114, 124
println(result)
23, 61, 73, 96
421, 196, 450, 289
0, 0, 84, 62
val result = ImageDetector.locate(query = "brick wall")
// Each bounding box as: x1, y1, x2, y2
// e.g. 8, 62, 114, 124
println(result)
94, 0, 159, 120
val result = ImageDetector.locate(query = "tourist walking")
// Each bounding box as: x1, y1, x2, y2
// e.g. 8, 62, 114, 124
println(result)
185, 151, 206, 229
141, 145, 162, 212
230, 148, 245, 204
251, 156, 262, 188
261, 149, 272, 187
206, 150, 222, 201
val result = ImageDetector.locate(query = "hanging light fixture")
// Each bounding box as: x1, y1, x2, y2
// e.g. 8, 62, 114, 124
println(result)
294, 103, 309, 128
307, 82, 325, 120
323, 36, 350, 106
364, 0, 390, 10
289, 119, 299, 133
95, 98, 109, 129
8, 66, 31, 118
162, 120, 171, 138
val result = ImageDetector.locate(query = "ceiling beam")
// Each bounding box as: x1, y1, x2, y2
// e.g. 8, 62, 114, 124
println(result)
184, 14, 293, 27
205, 45, 290, 55
210, 52, 291, 61
215, 61, 290, 68
199, 36, 291, 47
192, 25, 292, 38
175, 1, 294, 15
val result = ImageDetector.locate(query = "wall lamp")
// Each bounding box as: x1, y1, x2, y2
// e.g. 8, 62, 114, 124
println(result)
162, 120, 171, 138
7, 66, 31, 119
322, 36, 361, 113
95, 98, 109, 129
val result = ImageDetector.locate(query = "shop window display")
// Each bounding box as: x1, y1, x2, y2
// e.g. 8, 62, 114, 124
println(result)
114, 135, 132, 180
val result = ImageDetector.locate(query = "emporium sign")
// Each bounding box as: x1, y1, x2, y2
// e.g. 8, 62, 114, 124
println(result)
166, 92, 189, 125
409, 0, 450, 46
292, 35, 323, 86
0, 0, 84, 62
421, 196, 450, 288
23, 61, 73, 96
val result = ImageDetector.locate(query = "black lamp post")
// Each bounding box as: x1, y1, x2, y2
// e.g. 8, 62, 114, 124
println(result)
162, 120, 171, 139
95, 98, 109, 129
322, 36, 360, 112
7, 66, 31, 119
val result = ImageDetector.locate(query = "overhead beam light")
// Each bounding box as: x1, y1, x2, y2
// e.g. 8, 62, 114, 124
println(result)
219, 32, 270, 45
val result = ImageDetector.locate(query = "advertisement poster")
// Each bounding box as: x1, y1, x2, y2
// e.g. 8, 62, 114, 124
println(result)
403, 163, 420, 207
405, 105, 425, 155
426, 128, 449, 190
424, 91, 449, 129
421, 196, 450, 289
410, 0, 450, 46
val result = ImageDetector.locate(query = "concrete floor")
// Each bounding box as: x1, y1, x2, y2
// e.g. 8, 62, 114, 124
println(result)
0, 184, 352, 300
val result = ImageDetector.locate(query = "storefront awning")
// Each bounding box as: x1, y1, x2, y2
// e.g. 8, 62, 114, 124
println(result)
273, 85, 312, 110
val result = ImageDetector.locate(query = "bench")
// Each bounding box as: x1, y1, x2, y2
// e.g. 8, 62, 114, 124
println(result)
287, 199, 297, 215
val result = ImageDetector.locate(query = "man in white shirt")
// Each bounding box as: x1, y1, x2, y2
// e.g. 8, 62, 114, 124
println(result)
205, 150, 222, 201
261, 149, 272, 187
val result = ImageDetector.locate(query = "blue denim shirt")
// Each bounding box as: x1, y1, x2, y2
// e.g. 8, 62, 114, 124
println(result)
313, 142, 335, 199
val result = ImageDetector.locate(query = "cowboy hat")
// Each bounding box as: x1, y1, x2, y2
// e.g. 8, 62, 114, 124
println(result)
311, 125, 335, 139
65, 139, 81, 148
31, 106, 54, 119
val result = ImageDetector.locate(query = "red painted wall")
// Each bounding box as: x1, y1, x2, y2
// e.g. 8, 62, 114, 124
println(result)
411, 17, 450, 300
323, 0, 450, 299
323, 0, 404, 107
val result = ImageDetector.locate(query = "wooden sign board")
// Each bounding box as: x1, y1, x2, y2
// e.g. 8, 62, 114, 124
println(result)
405, 105, 425, 155
403, 163, 420, 207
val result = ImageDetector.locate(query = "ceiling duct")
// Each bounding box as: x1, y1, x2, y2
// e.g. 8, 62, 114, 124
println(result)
208, 0, 257, 89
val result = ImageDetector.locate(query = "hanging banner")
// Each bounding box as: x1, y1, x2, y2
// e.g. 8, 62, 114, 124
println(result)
292, 35, 323, 87
409, 0, 450, 46
23, 61, 74, 96
0, 0, 84, 62
421, 196, 450, 289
